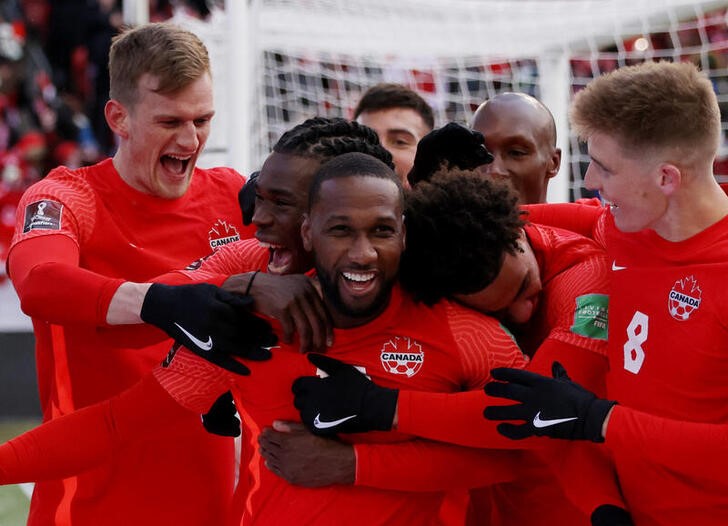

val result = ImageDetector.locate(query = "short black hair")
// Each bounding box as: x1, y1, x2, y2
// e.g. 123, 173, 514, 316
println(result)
308, 152, 404, 210
274, 117, 394, 169
353, 83, 435, 130
401, 170, 525, 305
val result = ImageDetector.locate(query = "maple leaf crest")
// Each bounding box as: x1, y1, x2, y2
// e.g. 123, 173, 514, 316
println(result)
674, 275, 702, 298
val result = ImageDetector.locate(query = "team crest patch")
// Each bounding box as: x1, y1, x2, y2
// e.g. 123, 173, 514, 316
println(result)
380, 337, 424, 377
571, 293, 609, 340
668, 275, 701, 321
23, 200, 63, 233
209, 219, 240, 249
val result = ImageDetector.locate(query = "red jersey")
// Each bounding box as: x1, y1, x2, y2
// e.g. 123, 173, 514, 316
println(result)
599, 210, 728, 525
606, 405, 728, 496
0, 285, 526, 525
473, 224, 610, 526
177, 236, 270, 279
228, 285, 526, 526
7, 158, 253, 526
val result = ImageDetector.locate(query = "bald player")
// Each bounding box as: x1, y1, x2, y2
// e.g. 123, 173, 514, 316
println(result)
472, 92, 561, 204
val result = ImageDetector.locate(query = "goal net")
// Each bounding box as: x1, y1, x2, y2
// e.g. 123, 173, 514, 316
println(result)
173, 0, 728, 202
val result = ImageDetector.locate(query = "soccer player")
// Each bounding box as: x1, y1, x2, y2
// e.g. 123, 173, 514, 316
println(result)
6, 23, 257, 525
162, 116, 397, 436
484, 60, 728, 525
165, 116, 395, 355
353, 83, 434, 184
0, 153, 528, 525
471, 92, 561, 204
288, 170, 614, 525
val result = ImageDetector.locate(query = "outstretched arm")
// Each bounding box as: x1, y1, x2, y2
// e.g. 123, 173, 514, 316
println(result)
0, 375, 188, 484
0, 338, 264, 483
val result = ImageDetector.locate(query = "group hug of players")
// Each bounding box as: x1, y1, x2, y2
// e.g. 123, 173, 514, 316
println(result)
2, 22, 727, 526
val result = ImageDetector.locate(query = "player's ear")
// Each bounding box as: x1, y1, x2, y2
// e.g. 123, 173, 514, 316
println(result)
547, 147, 562, 179
658, 163, 681, 196
105, 99, 129, 139
301, 214, 313, 252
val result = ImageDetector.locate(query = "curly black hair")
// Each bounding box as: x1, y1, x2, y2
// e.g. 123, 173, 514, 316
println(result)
273, 117, 394, 169
400, 169, 525, 305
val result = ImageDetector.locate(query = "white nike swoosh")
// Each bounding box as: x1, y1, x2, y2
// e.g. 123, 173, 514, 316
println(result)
174, 323, 213, 351
611, 261, 627, 271
532, 411, 578, 428
313, 413, 358, 430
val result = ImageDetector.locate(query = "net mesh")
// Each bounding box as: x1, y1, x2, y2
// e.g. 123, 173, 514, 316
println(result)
194, 1, 728, 201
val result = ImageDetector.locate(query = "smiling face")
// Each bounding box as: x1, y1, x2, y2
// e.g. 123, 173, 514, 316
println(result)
357, 108, 430, 185
584, 132, 667, 233
302, 175, 405, 328
454, 233, 542, 326
108, 72, 214, 199
472, 94, 560, 204
252, 152, 321, 275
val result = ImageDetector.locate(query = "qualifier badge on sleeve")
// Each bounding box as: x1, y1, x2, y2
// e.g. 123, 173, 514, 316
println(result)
23, 200, 63, 233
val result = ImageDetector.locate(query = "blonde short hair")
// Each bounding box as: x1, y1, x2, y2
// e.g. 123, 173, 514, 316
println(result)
109, 23, 210, 107
570, 61, 720, 161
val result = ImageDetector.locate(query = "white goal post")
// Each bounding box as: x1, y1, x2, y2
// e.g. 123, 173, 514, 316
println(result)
129, 0, 728, 202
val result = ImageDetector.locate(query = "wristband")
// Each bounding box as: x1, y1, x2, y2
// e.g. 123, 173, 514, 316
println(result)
245, 270, 260, 296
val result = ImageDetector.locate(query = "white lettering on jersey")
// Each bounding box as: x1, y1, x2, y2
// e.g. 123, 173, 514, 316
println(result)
623, 311, 648, 374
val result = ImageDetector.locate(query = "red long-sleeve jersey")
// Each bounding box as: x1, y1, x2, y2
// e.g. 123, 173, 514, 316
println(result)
522, 203, 728, 524
600, 209, 728, 525
0, 285, 527, 525
393, 223, 616, 523
7, 158, 253, 526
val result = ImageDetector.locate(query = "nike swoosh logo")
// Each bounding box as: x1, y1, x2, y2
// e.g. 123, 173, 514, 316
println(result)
611, 261, 627, 271
174, 323, 213, 351
532, 411, 578, 428
313, 413, 358, 430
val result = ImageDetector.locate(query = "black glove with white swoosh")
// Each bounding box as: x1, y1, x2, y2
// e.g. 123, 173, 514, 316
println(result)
292, 354, 398, 436
141, 283, 277, 375
483, 362, 616, 442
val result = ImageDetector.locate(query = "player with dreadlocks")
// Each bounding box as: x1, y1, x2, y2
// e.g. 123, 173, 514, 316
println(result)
0, 153, 528, 526
175, 116, 396, 355
158, 116, 398, 436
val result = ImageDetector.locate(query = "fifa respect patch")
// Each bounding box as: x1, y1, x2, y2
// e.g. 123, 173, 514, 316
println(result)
23, 200, 63, 233
570, 293, 608, 340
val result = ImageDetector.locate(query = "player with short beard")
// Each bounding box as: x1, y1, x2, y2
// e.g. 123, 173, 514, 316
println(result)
286, 170, 614, 525
0, 153, 528, 526
169, 116, 396, 355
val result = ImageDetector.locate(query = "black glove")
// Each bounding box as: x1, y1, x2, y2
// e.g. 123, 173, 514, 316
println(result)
483, 361, 615, 442
239, 171, 259, 225
591, 504, 634, 526
141, 283, 277, 375
407, 122, 494, 186
292, 354, 398, 436
202, 391, 241, 437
